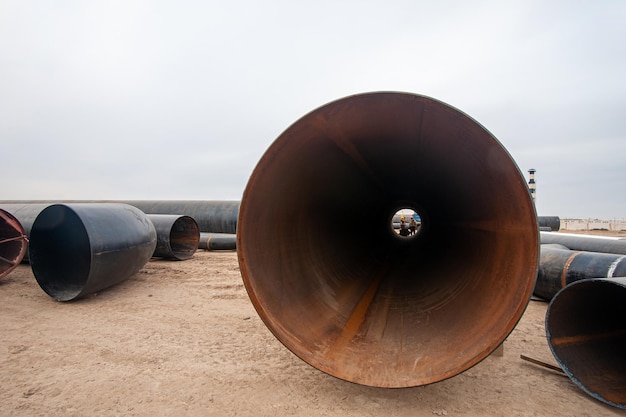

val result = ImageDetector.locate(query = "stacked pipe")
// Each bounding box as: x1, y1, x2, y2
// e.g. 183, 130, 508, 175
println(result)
535, 232, 626, 300
536, 231, 626, 409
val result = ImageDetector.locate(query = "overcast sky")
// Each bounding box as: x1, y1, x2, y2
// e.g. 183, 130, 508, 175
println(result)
1, 1, 625, 219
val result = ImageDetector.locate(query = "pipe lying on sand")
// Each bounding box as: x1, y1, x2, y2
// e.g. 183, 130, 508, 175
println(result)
29, 203, 157, 301
147, 214, 200, 260
199, 232, 237, 251
534, 244, 626, 300
0, 209, 28, 278
122, 201, 239, 234
237, 92, 539, 388
540, 231, 626, 255
546, 277, 626, 409
0, 200, 239, 234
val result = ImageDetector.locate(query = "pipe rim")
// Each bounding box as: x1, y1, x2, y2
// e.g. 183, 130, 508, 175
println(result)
29, 204, 91, 301
546, 277, 626, 409
238, 91, 539, 387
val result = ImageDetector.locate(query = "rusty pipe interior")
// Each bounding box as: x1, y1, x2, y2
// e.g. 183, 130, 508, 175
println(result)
237, 92, 539, 388
546, 277, 626, 409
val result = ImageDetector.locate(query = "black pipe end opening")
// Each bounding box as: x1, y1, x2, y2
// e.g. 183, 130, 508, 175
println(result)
169, 216, 200, 260
29, 205, 91, 301
547, 278, 626, 409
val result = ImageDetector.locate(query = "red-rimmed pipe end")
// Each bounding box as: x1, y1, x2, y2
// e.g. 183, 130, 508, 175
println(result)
0, 209, 28, 278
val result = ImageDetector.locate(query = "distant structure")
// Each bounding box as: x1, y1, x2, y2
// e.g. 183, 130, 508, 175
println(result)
528, 168, 536, 201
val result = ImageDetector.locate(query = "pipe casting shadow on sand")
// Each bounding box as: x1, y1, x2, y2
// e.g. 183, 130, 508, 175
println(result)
237, 91, 539, 388
29, 203, 157, 301
546, 277, 626, 409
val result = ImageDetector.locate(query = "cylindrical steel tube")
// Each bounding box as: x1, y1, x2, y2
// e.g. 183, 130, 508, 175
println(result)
546, 277, 626, 409
0, 209, 28, 278
121, 201, 239, 234
147, 214, 200, 260
0, 200, 240, 234
534, 245, 626, 300
237, 92, 539, 388
538, 216, 560, 231
0, 203, 54, 263
540, 231, 626, 255
29, 203, 157, 301
199, 232, 237, 251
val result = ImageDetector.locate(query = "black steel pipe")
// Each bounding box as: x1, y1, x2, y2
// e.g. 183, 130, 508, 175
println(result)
237, 92, 539, 388
534, 245, 626, 300
538, 216, 560, 231
0, 209, 28, 278
540, 231, 626, 255
120, 201, 239, 234
546, 277, 626, 409
29, 203, 157, 301
199, 232, 237, 251
0, 200, 239, 234
147, 214, 200, 260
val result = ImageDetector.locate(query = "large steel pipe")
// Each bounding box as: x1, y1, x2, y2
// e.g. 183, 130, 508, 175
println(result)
237, 92, 539, 388
121, 201, 239, 234
0, 209, 28, 278
546, 277, 626, 409
534, 245, 626, 300
147, 214, 200, 260
29, 203, 157, 301
0, 201, 240, 234
540, 231, 626, 254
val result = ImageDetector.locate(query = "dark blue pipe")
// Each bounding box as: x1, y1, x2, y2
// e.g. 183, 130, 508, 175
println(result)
29, 203, 157, 301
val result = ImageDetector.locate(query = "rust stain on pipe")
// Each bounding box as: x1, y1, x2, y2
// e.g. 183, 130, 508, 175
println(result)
237, 92, 539, 388
326, 268, 386, 358
560, 251, 583, 289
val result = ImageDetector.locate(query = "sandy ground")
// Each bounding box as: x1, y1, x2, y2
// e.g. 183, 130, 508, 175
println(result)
1, 235, 625, 417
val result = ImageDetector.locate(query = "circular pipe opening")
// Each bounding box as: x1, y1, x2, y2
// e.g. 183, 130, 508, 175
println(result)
391, 207, 423, 239
169, 216, 200, 260
546, 278, 626, 409
238, 92, 539, 387
29, 205, 91, 301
